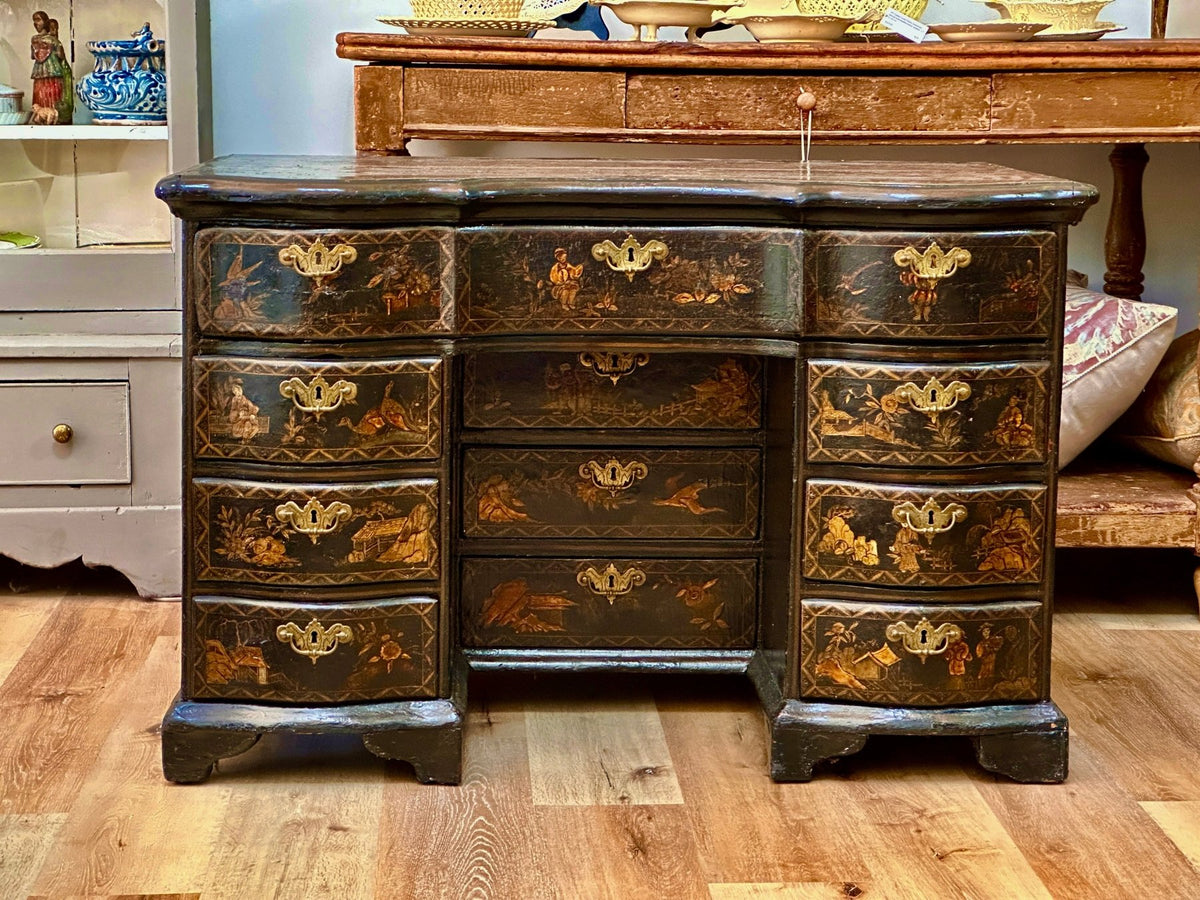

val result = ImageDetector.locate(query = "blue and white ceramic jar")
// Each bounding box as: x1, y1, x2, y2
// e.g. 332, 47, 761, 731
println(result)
76, 23, 166, 125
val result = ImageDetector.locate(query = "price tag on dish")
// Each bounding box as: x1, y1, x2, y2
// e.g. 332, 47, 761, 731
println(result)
880, 8, 930, 42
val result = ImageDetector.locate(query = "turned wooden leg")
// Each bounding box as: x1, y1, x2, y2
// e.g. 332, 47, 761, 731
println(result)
363, 722, 463, 785
162, 725, 261, 784
1152, 0, 1170, 39
973, 726, 1068, 783
1103, 143, 1149, 300
769, 729, 869, 782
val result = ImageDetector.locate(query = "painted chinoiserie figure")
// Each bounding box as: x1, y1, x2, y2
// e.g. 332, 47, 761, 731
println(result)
157, 156, 1095, 784
30, 11, 72, 125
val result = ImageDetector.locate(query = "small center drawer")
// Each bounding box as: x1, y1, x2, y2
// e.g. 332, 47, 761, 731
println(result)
191, 477, 439, 587
462, 557, 757, 650
463, 351, 762, 431
803, 229, 1060, 340
195, 227, 453, 339
799, 598, 1044, 707
188, 595, 438, 703
463, 447, 761, 539
0, 380, 129, 485
193, 356, 443, 464
803, 479, 1047, 589
459, 226, 800, 334
806, 358, 1051, 468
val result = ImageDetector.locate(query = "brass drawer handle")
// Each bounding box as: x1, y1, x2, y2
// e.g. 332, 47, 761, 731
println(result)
893, 242, 972, 283
892, 499, 967, 535
276, 618, 353, 664
274, 498, 353, 543
591, 235, 669, 281
52, 423, 73, 444
577, 563, 646, 605
579, 458, 649, 495
892, 376, 971, 415
278, 375, 358, 418
278, 238, 358, 279
885, 618, 964, 663
577, 351, 650, 384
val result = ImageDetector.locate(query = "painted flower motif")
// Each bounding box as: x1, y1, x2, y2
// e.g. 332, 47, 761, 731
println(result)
709, 271, 753, 303
369, 633, 410, 673
879, 392, 900, 415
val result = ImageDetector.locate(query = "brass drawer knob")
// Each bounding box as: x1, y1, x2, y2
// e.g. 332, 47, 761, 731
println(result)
577, 351, 650, 384
892, 498, 967, 535
579, 458, 649, 495
278, 375, 358, 418
274, 498, 353, 543
577, 563, 647, 605
276, 618, 353, 664
893, 375, 971, 415
885, 618, 964, 663
52, 423, 73, 444
591, 235, 669, 281
278, 238, 358, 279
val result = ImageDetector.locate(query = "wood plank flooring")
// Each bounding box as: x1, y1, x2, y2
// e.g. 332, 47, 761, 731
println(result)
1, 550, 1199, 900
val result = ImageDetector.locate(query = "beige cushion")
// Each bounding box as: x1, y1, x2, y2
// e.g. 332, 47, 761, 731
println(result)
1059, 286, 1178, 467
1109, 329, 1200, 473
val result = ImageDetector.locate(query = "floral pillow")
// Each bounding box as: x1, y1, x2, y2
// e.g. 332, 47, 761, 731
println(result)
1109, 329, 1200, 473
1060, 285, 1178, 467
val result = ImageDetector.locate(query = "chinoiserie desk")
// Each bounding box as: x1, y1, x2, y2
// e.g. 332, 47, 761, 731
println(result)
157, 156, 1095, 784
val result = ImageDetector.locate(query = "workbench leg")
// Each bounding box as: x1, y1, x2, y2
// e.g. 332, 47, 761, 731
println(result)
1103, 143, 1149, 301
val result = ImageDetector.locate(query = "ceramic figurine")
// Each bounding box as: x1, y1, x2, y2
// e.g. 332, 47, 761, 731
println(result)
77, 23, 167, 125
0, 84, 31, 125
30, 11, 72, 125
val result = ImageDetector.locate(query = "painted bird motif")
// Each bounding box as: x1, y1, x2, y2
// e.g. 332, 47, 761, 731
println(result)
653, 474, 725, 516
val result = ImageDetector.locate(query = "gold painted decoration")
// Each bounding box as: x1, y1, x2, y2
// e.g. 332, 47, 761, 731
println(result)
892, 242, 973, 322
278, 375, 358, 418
577, 351, 650, 384
576, 563, 647, 605
578, 457, 649, 496
275, 618, 354, 664
277, 239, 358, 279
885, 619, 964, 663
274, 498, 353, 543
892, 376, 971, 415
892, 498, 967, 535
591, 235, 669, 281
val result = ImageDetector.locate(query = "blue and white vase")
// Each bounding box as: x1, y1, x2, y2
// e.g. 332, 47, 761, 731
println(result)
76, 23, 166, 125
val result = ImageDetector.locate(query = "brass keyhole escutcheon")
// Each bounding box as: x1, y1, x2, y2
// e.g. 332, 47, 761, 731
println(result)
591, 235, 669, 281
885, 618, 963, 664
278, 375, 358, 418
52, 423, 73, 444
892, 498, 968, 536
579, 458, 649, 496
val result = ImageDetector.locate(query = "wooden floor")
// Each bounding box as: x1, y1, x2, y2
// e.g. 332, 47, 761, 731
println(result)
3, 551, 1200, 899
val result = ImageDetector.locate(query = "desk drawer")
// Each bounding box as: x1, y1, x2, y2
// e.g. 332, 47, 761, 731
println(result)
804, 229, 1059, 340
803, 479, 1047, 589
799, 599, 1044, 707
188, 595, 438, 702
0, 381, 129, 485
462, 557, 756, 649
459, 226, 799, 334
193, 356, 442, 464
463, 351, 762, 430
195, 227, 452, 339
463, 447, 760, 540
191, 477, 439, 587
806, 359, 1051, 467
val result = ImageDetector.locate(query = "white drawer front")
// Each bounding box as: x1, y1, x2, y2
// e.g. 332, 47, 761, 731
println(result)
0, 382, 131, 485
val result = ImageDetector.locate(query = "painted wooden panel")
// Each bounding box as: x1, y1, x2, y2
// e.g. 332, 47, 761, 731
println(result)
803, 229, 1059, 340
806, 359, 1051, 467
799, 599, 1044, 706
189, 595, 438, 702
463, 447, 760, 539
193, 356, 442, 463
462, 557, 757, 649
463, 351, 762, 430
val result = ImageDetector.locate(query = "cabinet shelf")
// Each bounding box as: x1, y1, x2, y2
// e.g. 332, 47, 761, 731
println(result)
0, 125, 169, 141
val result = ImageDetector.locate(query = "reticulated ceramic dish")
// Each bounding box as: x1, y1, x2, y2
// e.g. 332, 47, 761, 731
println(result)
378, 15, 554, 35
973, 0, 1113, 31
726, 12, 863, 41
929, 20, 1050, 41
591, 0, 745, 41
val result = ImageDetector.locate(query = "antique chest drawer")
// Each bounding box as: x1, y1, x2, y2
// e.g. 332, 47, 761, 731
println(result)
458, 226, 800, 334
191, 477, 439, 587
799, 599, 1044, 707
194, 227, 453, 339
188, 595, 438, 703
461, 557, 757, 649
193, 356, 442, 464
803, 229, 1059, 340
463, 350, 762, 431
803, 479, 1047, 589
463, 447, 760, 540
806, 358, 1051, 468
